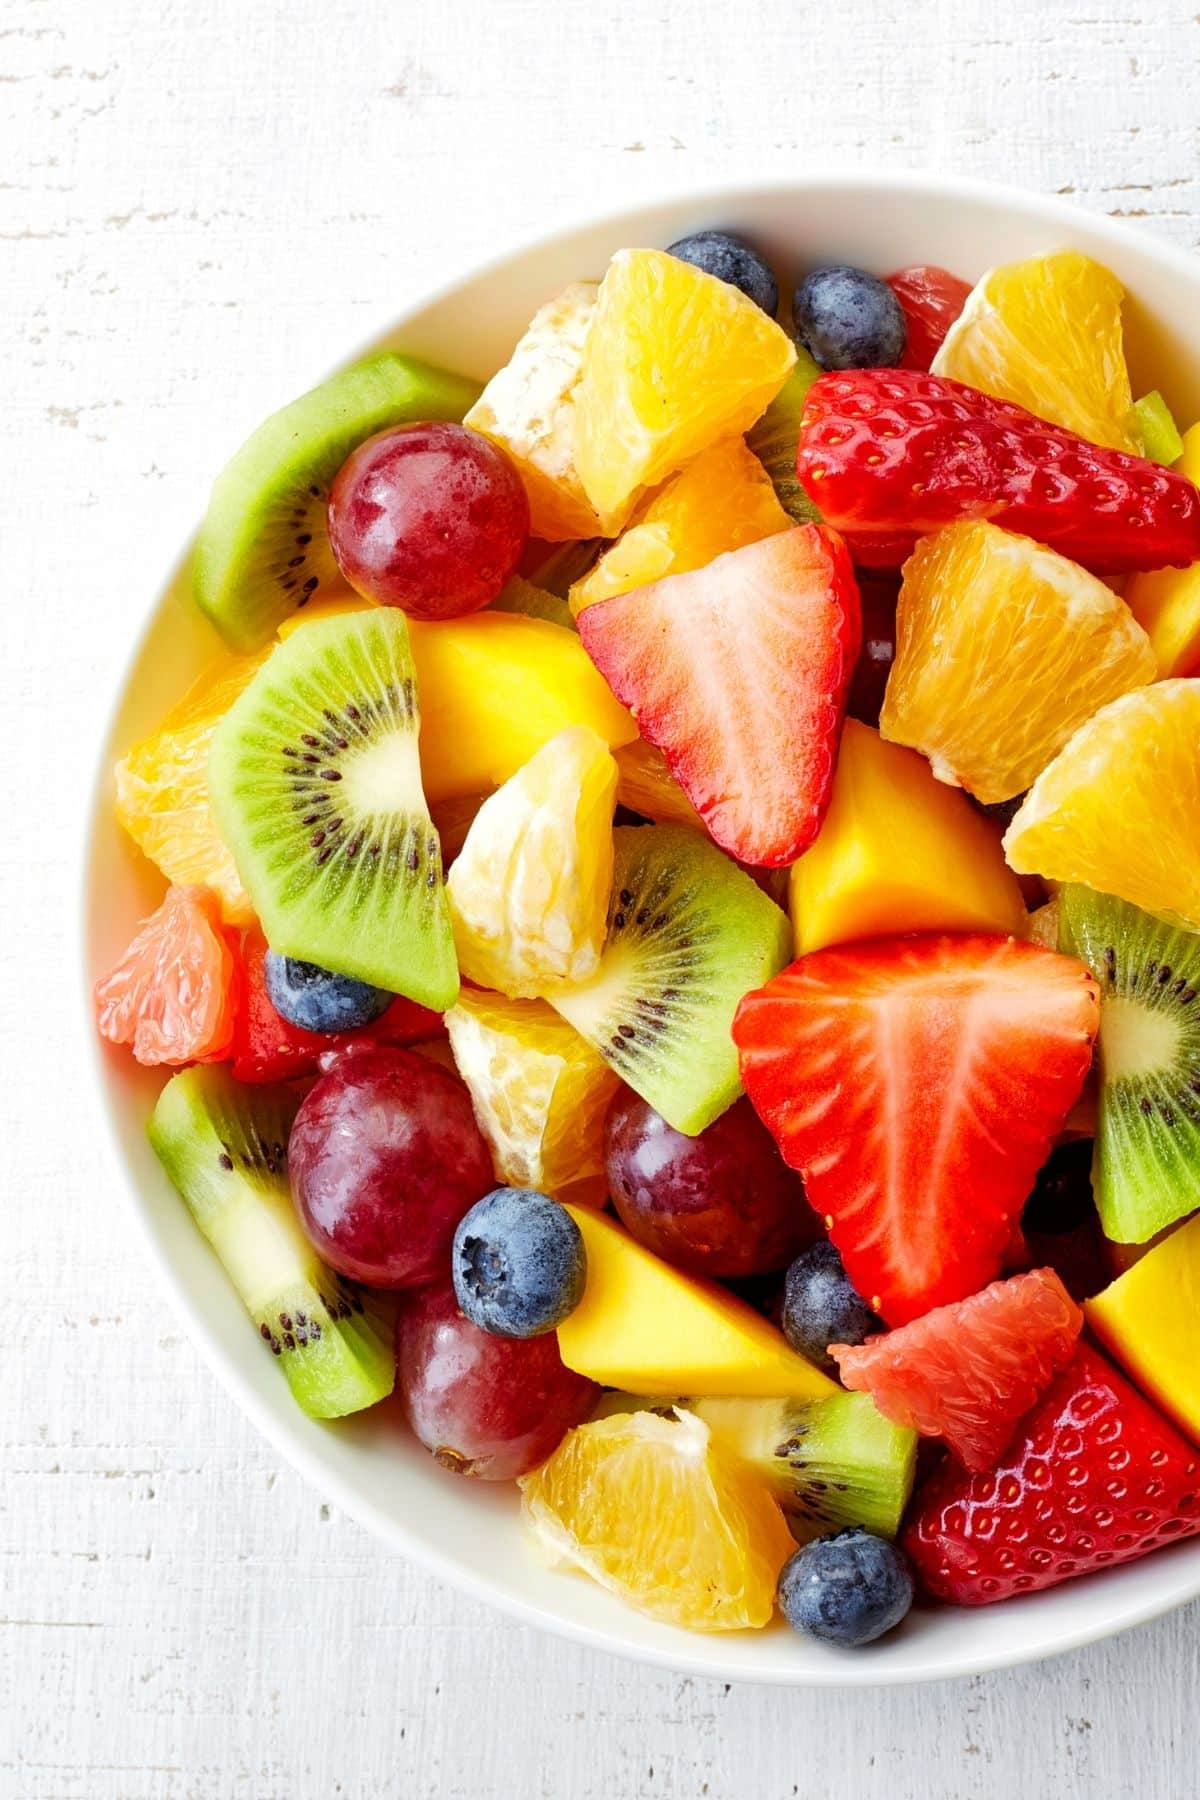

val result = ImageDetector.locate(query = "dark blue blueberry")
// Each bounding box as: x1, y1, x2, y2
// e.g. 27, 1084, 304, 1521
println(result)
666, 230, 779, 316
452, 1187, 587, 1338
792, 265, 906, 370
781, 1242, 881, 1372
263, 953, 392, 1035
778, 1528, 914, 1647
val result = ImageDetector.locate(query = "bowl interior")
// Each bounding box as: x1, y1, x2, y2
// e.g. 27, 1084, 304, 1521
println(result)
84, 174, 1200, 1685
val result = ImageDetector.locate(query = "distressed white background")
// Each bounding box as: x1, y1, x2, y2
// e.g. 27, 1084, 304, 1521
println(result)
6, 0, 1200, 1794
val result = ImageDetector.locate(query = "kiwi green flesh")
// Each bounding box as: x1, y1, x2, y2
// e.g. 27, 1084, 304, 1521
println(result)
746, 349, 823, 524
1058, 883, 1200, 1243
694, 1393, 917, 1543
148, 1066, 394, 1419
194, 353, 481, 652
491, 575, 576, 632
209, 608, 458, 1010
548, 824, 791, 1137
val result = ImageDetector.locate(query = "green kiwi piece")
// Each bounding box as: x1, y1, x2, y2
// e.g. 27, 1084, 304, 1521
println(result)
148, 1066, 394, 1419
208, 608, 458, 1009
548, 823, 791, 1135
746, 347, 823, 523
491, 574, 576, 632
694, 1393, 917, 1543
1058, 883, 1200, 1243
523, 537, 603, 598
194, 353, 481, 651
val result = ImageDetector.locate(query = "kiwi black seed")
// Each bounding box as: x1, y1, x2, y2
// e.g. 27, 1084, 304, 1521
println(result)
746, 351, 824, 523
208, 607, 458, 1010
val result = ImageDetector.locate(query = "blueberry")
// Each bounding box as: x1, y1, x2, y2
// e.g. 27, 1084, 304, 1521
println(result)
665, 230, 779, 316
792, 265, 906, 370
781, 1242, 881, 1372
263, 953, 392, 1035
778, 1528, 914, 1647
452, 1187, 587, 1338
1022, 1139, 1095, 1236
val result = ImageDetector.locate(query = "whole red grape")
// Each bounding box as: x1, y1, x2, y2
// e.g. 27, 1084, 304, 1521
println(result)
396, 1280, 598, 1480
604, 1092, 821, 1277
885, 265, 972, 371
327, 420, 529, 620
288, 1047, 495, 1288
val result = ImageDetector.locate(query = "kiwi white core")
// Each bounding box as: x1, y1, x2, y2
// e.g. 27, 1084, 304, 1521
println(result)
1101, 995, 1182, 1085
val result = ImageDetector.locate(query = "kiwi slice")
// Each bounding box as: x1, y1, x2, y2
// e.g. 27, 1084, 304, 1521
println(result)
194, 353, 481, 651
746, 347, 823, 523
548, 823, 791, 1136
1058, 883, 1200, 1243
209, 608, 458, 1009
694, 1392, 917, 1543
148, 1066, 393, 1418
491, 574, 577, 632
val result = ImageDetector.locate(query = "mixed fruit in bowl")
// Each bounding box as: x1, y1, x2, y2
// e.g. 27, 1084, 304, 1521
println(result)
95, 225, 1200, 1652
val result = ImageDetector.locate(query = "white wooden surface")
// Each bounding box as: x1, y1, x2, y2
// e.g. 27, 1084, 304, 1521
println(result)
7, 0, 1200, 1793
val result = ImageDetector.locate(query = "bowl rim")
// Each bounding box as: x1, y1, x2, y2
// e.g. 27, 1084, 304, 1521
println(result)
80, 166, 1200, 1687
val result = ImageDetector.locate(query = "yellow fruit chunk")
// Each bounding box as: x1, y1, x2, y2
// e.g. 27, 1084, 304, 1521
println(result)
558, 1206, 836, 1399
569, 438, 790, 614
789, 720, 1027, 954
447, 726, 617, 996
1126, 423, 1200, 676
880, 520, 1156, 804
612, 738, 702, 828
445, 989, 620, 1206
932, 251, 1139, 452
464, 282, 629, 540
114, 652, 268, 921
573, 248, 796, 522
1086, 1213, 1200, 1443
519, 1407, 793, 1631
275, 589, 376, 639
1004, 681, 1200, 929
408, 612, 637, 805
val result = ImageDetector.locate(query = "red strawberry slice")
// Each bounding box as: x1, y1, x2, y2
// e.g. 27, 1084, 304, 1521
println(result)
797, 368, 1200, 573
886, 266, 972, 371
578, 526, 860, 867
832, 1268, 1084, 1471
732, 935, 1100, 1325
903, 1343, 1200, 1604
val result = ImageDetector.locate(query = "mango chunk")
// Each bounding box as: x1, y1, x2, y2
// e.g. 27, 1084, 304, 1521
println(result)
788, 720, 1028, 955
1086, 1212, 1200, 1443
1126, 423, 1200, 675
558, 1206, 836, 1400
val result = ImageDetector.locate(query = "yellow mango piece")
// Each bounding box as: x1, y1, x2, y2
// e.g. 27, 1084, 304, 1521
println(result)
408, 612, 637, 805
275, 587, 376, 639
573, 249, 796, 522
789, 720, 1028, 954
1086, 1212, 1200, 1443
558, 1206, 836, 1399
1126, 424, 1200, 676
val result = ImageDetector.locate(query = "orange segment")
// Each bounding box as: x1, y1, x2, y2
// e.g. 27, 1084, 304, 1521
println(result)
1003, 680, 1200, 931
94, 885, 238, 1066
612, 739, 702, 828
880, 521, 1156, 803
1126, 423, 1200, 675
932, 251, 1139, 452
572, 249, 795, 522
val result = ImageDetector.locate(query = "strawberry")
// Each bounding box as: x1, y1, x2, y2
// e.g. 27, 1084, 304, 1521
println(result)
577, 525, 860, 867
797, 369, 1200, 573
732, 935, 1100, 1325
885, 266, 972, 371
903, 1343, 1200, 1604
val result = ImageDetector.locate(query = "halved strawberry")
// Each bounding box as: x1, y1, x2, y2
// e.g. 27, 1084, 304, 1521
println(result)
732, 935, 1100, 1325
886, 266, 972, 371
904, 1343, 1200, 1604
797, 369, 1200, 573
577, 526, 860, 867
832, 1268, 1084, 1471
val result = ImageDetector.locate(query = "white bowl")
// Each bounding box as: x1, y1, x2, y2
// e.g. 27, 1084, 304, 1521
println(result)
83, 172, 1200, 1685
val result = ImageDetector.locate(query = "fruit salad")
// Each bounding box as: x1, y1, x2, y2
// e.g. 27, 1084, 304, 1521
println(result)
96, 227, 1200, 1652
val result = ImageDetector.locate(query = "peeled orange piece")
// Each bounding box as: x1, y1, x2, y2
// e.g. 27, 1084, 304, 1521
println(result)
519, 1408, 793, 1631
569, 438, 790, 615
1004, 680, 1200, 930
114, 653, 268, 921
446, 725, 618, 996
94, 884, 239, 1066
932, 251, 1139, 452
444, 988, 620, 1207
612, 738, 702, 828
572, 249, 796, 523
880, 520, 1156, 803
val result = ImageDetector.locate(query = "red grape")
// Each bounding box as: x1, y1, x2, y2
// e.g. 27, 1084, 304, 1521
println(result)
604, 1092, 821, 1277
327, 421, 529, 620
396, 1280, 598, 1480
885, 265, 972, 371
288, 1047, 495, 1288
